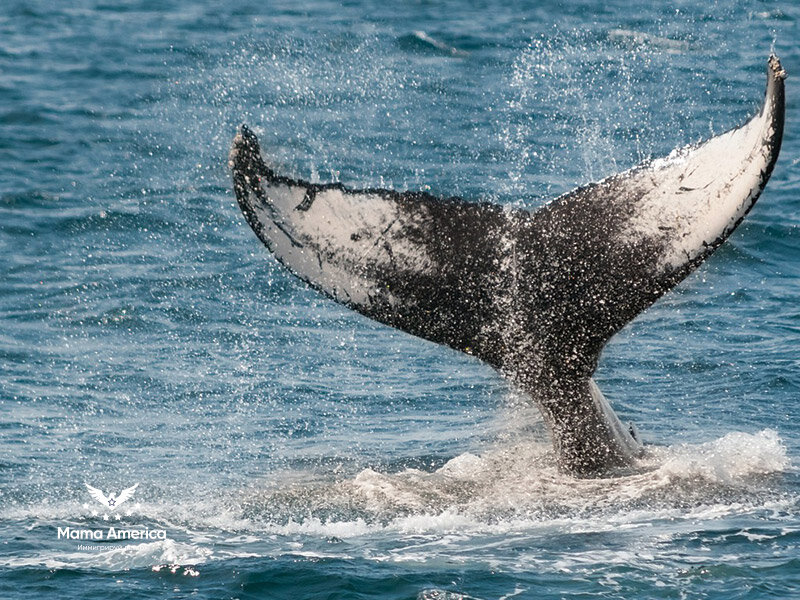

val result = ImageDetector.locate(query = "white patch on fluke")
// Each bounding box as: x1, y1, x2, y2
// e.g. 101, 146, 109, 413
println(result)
614, 63, 783, 272
250, 180, 435, 307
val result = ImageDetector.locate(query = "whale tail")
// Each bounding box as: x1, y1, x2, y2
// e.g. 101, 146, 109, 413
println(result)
230, 56, 785, 475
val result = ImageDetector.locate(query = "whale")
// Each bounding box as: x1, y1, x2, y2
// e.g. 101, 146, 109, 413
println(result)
229, 56, 786, 475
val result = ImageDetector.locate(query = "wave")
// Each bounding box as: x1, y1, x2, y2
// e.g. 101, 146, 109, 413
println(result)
607, 29, 692, 53
398, 31, 469, 58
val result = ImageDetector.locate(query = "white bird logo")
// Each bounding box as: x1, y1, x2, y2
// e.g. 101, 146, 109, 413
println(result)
85, 483, 139, 511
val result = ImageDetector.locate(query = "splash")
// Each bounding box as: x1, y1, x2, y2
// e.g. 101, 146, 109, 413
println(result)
3, 429, 791, 572
499, 31, 669, 199
234, 429, 791, 538
495, 23, 746, 204
650, 429, 789, 483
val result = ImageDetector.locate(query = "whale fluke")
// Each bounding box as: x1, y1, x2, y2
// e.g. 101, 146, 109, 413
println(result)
230, 56, 785, 475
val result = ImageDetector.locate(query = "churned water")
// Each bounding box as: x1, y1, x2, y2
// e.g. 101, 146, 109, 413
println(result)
2, 1, 800, 598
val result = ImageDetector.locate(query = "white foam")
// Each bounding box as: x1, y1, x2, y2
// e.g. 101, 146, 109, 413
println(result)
3, 430, 792, 571
1, 539, 211, 571
223, 428, 792, 545
264, 516, 374, 538
650, 429, 789, 483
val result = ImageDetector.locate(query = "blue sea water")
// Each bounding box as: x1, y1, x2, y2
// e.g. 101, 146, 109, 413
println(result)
2, 0, 800, 598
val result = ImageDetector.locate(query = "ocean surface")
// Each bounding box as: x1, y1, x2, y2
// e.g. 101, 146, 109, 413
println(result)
2, 1, 800, 598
